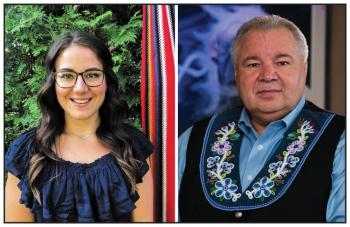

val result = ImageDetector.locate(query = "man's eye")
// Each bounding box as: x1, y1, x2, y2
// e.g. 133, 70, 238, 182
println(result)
247, 63, 259, 68
276, 61, 289, 66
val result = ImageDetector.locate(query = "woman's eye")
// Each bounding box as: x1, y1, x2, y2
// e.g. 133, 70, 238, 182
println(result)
85, 73, 98, 78
84, 71, 101, 78
58, 73, 75, 79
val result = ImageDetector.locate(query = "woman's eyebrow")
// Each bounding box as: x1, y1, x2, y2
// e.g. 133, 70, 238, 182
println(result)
56, 68, 74, 72
83, 67, 103, 71
56, 67, 103, 72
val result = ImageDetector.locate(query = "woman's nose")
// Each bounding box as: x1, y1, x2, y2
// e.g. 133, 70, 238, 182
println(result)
73, 75, 88, 92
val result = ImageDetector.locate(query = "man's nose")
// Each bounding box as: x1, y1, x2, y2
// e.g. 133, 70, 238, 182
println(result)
73, 75, 88, 92
259, 64, 277, 81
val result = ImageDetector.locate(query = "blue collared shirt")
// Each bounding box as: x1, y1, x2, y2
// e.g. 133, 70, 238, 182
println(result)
178, 97, 345, 222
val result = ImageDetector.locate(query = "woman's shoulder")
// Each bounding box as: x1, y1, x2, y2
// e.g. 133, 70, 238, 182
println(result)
7, 128, 37, 153
9, 128, 37, 145
123, 124, 153, 153
5, 128, 37, 178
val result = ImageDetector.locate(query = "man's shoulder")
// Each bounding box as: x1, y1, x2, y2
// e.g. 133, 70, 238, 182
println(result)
305, 100, 345, 119
305, 100, 345, 132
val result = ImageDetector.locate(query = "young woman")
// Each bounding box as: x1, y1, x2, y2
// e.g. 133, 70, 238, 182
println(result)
5, 31, 154, 222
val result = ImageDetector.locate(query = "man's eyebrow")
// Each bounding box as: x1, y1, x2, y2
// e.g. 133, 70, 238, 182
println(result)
241, 56, 260, 65
275, 53, 293, 59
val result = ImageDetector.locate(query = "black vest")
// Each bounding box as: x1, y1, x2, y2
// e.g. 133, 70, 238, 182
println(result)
179, 102, 344, 222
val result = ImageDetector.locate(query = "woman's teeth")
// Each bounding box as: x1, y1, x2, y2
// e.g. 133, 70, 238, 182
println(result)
71, 99, 91, 104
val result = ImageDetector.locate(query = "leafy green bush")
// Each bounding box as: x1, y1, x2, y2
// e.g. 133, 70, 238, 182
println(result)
5, 5, 142, 150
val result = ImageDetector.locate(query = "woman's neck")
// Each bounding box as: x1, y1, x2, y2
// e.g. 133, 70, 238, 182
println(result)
63, 114, 100, 138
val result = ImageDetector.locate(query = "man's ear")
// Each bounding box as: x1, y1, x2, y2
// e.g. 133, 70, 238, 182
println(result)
234, 64, 238, 80
302, 60, 308, 79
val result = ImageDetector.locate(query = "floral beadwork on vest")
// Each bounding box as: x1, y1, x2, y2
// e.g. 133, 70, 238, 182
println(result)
206, 121, 242, 202
199, 109, 334, 211
244, 120, 314, 201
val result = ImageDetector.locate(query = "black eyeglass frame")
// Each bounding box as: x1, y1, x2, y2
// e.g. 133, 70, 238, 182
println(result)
53, 69, 105, 88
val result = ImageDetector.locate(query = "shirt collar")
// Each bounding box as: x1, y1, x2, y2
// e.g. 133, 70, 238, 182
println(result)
238, 96, 306, 133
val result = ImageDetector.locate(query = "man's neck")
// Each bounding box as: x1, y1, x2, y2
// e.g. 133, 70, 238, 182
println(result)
250, 98, 306, 135
250, 117, 269, 135
249, 111, 288, 135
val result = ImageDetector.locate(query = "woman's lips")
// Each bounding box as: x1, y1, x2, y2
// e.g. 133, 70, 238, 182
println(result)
70, 98, 93, 105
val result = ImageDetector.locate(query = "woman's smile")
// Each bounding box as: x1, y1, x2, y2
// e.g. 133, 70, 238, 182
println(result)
69, 97, 93, 105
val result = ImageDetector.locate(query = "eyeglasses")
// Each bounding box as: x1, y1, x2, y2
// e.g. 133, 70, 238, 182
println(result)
54, 69, 105, 88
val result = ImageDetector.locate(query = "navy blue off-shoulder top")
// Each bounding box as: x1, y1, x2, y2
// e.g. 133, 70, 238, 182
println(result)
5, 126, 153, 222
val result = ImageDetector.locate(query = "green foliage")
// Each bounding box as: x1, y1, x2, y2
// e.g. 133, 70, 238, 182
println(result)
5, 5, 143, 150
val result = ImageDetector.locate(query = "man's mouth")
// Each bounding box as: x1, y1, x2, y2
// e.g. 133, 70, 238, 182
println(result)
257, 89, 281, 93
256, 90, 282, 98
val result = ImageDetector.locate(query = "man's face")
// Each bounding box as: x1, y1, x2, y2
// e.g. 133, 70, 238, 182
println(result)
235, 27, 308, 123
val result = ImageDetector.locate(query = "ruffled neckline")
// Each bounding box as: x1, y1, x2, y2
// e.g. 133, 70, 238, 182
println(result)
55, 152, 114, 167
48, 152, 117, 173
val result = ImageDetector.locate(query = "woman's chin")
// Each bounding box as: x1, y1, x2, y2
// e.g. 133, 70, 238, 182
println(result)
65, 111, 99, 122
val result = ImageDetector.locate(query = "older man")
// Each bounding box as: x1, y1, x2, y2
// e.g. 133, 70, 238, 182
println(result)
178, 15, 345, 222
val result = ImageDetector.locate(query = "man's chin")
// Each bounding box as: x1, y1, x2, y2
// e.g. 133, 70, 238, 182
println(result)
258, 107, 283, 114
254, 105, 292, 120
253, 101, 281, 111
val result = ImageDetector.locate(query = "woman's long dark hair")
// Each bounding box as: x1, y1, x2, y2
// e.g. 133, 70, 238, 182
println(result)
28, 31, 140, 205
